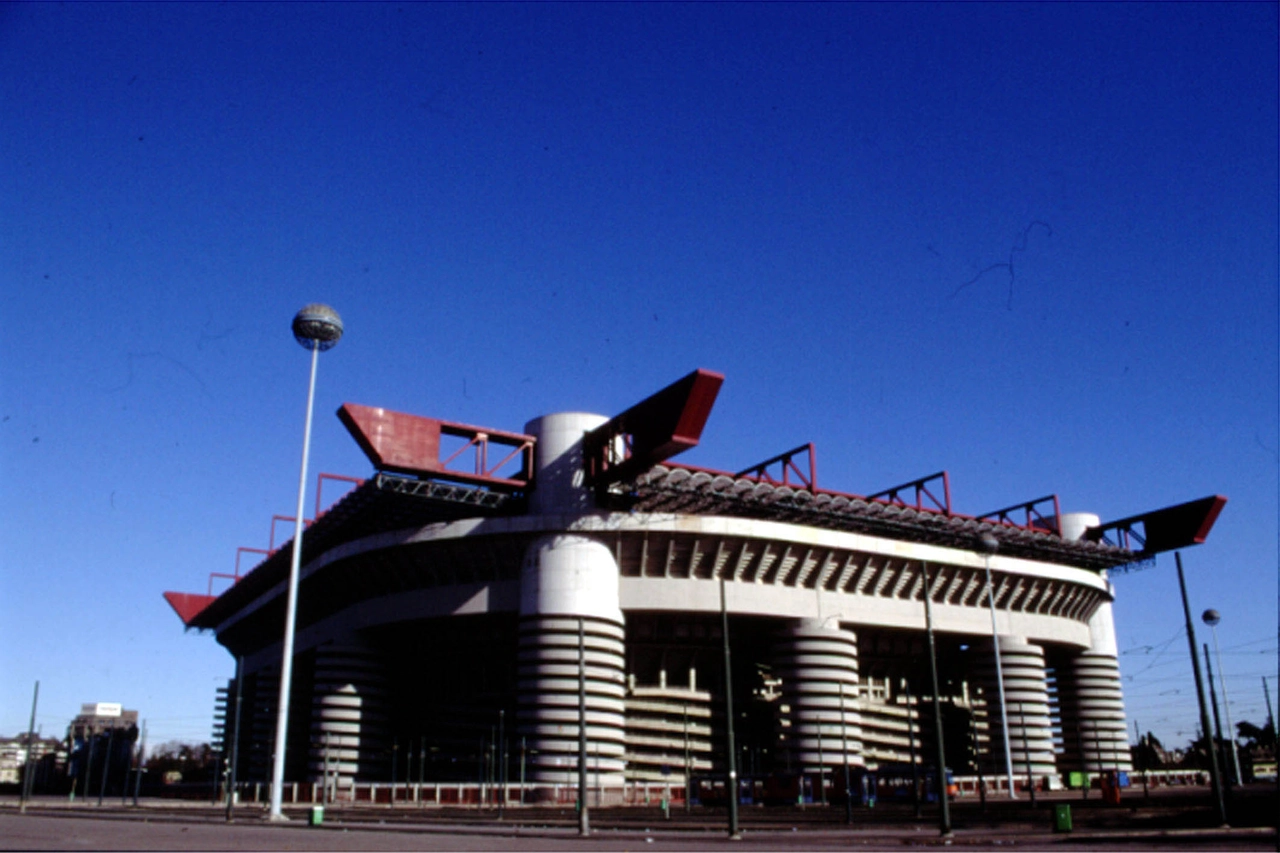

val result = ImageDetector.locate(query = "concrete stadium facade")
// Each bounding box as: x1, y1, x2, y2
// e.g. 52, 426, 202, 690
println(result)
168, 370, 1223, 800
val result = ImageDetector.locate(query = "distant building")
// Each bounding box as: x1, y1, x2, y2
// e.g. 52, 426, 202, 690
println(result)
66, 703, 139, 798
0, 734, 65, 786
68, 703, 138, 740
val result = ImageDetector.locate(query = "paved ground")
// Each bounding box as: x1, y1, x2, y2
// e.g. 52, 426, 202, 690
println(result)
2, 786, 1276, 851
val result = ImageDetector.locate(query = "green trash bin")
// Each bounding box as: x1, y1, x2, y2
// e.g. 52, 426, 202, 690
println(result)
1053, 803, 1072, 833
308, 805, 324, 827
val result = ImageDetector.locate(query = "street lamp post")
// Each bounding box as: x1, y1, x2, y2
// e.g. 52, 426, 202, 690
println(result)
1202, 643, 1229, 789
978, 534, 1017, 799
225, 656, 243, 821
268, 304, 343, 821
1175, 552, 1227, 826
920, 561, 951, 837
720, 576, 740, 839
578, 617, 589, 837
1202, 609, 1243, 787
905, 681, 921, 819
840, 680, 852, 825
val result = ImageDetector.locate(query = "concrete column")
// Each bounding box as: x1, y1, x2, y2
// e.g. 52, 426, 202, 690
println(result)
517, 414, 627, 788
773, 619, 862, 773
307, 640, 388, 789
973, 636, 1056, 777
1051, 514, 1132, 773
1055, 600, 1132, 773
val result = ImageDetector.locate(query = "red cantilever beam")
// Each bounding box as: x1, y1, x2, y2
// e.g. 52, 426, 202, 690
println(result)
583, 368, 724, 486
337, 403, 535, 489
163, 591, 217, 627
1084, 495, 1227, 554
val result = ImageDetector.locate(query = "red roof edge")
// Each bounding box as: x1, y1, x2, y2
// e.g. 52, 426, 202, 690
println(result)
163, 591, 217, 627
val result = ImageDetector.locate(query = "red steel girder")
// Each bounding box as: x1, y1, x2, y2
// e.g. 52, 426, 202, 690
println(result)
866, 471, 952, 515
269, 515, 311, 552
316, 473, 364, 519
338, 403, 534, 490
1084, 495, 1227, 554
734, 443, 817, 492
977, 495, 1062, 535
584, 368, 724, 487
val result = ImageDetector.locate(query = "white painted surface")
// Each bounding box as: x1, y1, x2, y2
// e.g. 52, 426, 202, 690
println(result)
524, 412, 607, 515
520, 534, 623, 621
1058, 512, 1101, 542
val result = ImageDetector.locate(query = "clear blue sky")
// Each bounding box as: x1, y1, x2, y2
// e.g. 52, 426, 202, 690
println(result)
2, 3, 1276, 754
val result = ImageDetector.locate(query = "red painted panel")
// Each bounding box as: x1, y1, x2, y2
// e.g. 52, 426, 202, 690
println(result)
163, 591, 216, 626
338, 403, 442, 474
337, 403, 535, 488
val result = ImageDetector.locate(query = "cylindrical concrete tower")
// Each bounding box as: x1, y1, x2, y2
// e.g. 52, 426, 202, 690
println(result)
973, 636, 1056, 778
307, 640, 388, 794
517, 414, 627, 789
773, 619, 862, 774
1050, 513, 1132, 773
1056, 512, 1100, 544
1055, 599, 1132, 773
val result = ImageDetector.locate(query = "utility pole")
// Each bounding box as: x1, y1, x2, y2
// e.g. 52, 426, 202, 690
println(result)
1018, 702, 1036, 807
578, 617, 590, 837
978, 535, 1016, 799
686, 701, 696, 814
840, 680, 852, 825
817, 720, 826, 805
98, 728, 114, 806
1203, 644, 1228, 788
906, 681, 921, 819
498, 709, 506, 820
1175, 552, 1227, 826
82, 732, 96, 805
19, 681, 38, 813
1262, 676, 1276, 739
1141, 717, 1152, 799
323, 733, 332, 806
720, 577, 740, 839
921, 561, 951, 837
133, 721, 146, 806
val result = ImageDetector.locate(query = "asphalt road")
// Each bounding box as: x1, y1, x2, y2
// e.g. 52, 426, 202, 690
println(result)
2, 787, 1276, 852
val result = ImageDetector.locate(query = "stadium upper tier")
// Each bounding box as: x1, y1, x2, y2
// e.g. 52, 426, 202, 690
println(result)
171, 368, 1221, 636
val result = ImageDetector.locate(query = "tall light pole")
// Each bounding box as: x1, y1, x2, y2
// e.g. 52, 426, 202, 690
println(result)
920, 561, 951, 837
578, 617, 589, 837
1202, 609, 1243, 787
720, 576, 740, 839
978, 534, 1016, 798
269, 303, 343, 820
1175, 552, 1227, 826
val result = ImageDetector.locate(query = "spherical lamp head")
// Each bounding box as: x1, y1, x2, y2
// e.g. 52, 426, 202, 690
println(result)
1202, 608, 1221, 627
978, 533, 1000, 555
292, 303, 344, 351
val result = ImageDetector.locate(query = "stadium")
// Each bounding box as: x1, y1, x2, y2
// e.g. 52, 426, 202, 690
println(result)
165, 369, 1225, 803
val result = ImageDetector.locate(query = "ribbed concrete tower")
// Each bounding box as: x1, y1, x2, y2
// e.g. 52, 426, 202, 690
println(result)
973, 636, 1056, 778
517, 414, 627, 787
1052, 513, 1132, 773
307, 639, 389, 792
1055, 599, 1132, 772
774, 619, 862, 774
